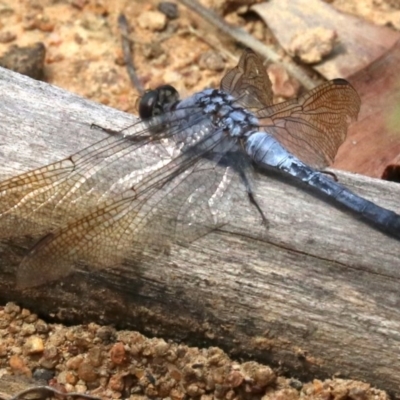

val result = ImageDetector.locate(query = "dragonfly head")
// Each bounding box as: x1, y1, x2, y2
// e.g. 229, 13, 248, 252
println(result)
139, 84, 180, 120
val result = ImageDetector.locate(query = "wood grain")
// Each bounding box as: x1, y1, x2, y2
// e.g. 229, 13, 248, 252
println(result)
0, 67, 399, 395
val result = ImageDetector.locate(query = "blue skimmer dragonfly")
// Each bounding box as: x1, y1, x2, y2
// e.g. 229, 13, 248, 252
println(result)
0, 49, 399, 287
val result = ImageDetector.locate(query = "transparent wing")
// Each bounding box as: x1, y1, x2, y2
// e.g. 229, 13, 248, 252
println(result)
221, 48, 274, 110
257, 79, 361, 168
0, 105, 206, 239
16, 133, 251, 288
222, 49, 361, 169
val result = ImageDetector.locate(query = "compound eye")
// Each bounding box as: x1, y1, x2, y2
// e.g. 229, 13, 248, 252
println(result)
138, 89, 159, 120
138, 85, 180, 120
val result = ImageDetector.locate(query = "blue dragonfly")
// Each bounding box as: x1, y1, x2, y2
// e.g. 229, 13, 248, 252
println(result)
0, 49, 398, 288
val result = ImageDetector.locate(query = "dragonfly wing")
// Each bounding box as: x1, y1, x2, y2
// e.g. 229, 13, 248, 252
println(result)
16, 129, 245, 288
221, 48, 273, 110
0, 106, 205, 240
172, 151, 253, 244
256, 79, 361, 169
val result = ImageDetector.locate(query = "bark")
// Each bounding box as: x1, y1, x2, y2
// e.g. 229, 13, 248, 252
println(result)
0, 67, 399, 395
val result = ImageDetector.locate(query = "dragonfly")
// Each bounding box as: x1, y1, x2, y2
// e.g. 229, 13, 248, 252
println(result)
0, 49, 399, 288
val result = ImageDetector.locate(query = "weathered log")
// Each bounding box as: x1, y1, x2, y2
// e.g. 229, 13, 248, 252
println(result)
0, 67, 399, 395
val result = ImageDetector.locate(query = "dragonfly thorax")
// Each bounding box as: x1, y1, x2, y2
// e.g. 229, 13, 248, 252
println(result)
196, 89, 259, 138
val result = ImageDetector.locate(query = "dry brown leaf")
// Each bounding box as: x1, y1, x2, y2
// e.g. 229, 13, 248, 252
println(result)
334, 40, 400, 178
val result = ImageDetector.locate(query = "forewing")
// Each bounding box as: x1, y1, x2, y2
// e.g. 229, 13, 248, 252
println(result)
221, 48, 274, 110
256, 79, 361, 168
0, 106, 205, 240
16, 131, 241, 288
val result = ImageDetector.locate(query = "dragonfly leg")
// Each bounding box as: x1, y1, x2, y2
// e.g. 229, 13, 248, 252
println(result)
90, 123, 121, 135
247, 189, 269, 228
228, 151, 270, 229
318, 170, 338, 182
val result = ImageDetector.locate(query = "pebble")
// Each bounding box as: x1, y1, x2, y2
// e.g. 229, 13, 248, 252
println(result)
75, 383, 88, 393
46, 329, 65, 346
33, 368, 55, 381
9, 354, 31, 376
10, 346, 22, 355
158, 2, 179, 19
8, 321, 21, 334
1, 303, 385, 400
108, 373, 124, 391
145, 383, 158, 397
154, 339, 169, 356
169, 367, 182, 381
21, 323, 36, 336
77, 361, 98, 382
4, 302, 20, 315
182, 66, 201, 88
0, 313, 11, 329
198, 50, 225, 72
0, 31, 16, 43
21, 309, 31, 319
110, 342, 126, 365
290, 378, 304, 389
138, 11, 167, 31
142, 41, 164, 60
186, 383, 205, 397
35, 319, 49, 334
57, 370, 78, 385
24, 313, 38, 324
66, 354, 84, 370
0, 42, 46, 80
39, 345, 59, 369
254, 366, 275, 387
23, 336, 44, 354
0, 343, 7, 357
214, 383, 228, 398
71, 0, 89, 9
226, 370, 244, 388
96, 326, 116, 343
289, 27, 337, 64
88, 346, 103, 367
162, 70, 182, 86
64, 383, 75, 393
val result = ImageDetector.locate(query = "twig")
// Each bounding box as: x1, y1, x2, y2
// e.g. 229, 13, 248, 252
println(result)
118, 13, 145, 95
178, 0, 322, 89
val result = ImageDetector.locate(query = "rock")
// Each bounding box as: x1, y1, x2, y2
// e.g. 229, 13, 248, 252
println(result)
4, 302, 21, 315
289, 27, 337, 64
198, 51, 225, 72
9, 354, 31, 376
77, 361, 98, 382
33, 368, 55, 381
110, 342, 127, 365
138, 11, 167, 31
39, 345, 59, 369
21, 323, 36, 336
23, 336, 44, 354
158, 2, 179, 19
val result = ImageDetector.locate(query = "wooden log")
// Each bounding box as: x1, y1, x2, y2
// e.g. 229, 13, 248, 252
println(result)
0, 67, 399, 395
